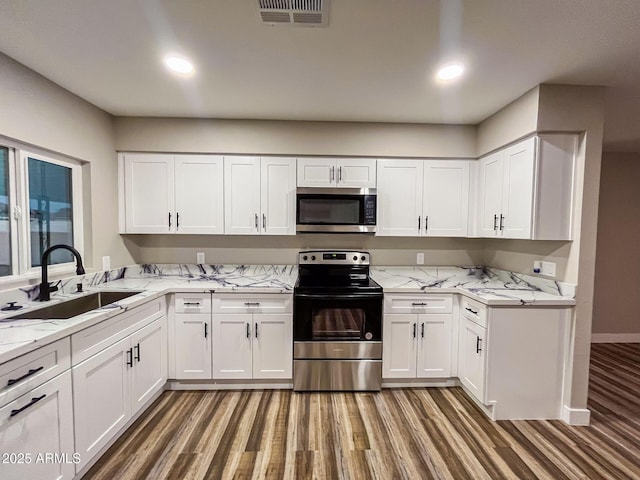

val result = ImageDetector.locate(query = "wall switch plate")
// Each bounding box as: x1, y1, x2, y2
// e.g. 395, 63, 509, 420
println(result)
416, 253, 424, 265
102, 256, 111, 271
197, 252, 205, 264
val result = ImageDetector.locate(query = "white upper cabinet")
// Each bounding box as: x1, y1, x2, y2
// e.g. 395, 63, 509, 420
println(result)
297, 158, 376, 188
124, 154, 175, 233
476, 134, 576, 240
376, 160, 424, 236
174, 155, 224, 234
377, 159, 470, 237
423, 160, 470, 237
121, 153, 224, 234
225, 156, 296, 235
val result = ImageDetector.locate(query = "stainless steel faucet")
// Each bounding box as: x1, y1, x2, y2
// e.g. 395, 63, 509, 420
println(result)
38, 244, 85, 301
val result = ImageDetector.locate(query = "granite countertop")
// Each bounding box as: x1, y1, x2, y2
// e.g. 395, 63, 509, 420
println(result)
371, 266, 576, 306
0, 263, 574, 365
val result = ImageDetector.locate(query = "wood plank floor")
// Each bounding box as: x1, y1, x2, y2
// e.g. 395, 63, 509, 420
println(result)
84, 343, 640, 480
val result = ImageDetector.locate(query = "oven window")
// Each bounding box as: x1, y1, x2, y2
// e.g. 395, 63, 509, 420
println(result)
312, 308, 365, 339
298, 198, 361, 224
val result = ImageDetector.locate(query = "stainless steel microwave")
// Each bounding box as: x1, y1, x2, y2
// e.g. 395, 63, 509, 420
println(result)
296, 188, 377, 233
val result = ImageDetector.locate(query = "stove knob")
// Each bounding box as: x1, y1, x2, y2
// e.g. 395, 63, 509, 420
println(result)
311, 255, 316, 261
361, 255, 366, 261
353, 255, 358, 261
303, 255, 308, 261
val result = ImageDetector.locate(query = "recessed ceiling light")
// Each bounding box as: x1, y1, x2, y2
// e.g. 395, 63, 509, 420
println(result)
436, 63, 465, 82
163, 55, 194, 75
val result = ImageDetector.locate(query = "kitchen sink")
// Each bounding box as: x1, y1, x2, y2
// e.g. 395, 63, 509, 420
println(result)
7, 291, 143, 320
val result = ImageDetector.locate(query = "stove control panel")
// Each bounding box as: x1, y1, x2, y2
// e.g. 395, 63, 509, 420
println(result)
298, 251, 370, 265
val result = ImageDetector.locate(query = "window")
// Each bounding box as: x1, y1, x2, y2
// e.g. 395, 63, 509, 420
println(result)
0, 143, 83, 281
0, 147, 10, 277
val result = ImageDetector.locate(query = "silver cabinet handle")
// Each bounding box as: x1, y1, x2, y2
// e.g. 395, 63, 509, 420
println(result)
493, 214, 498, 231
499, 214, 505, 231
262, 214, 266, 230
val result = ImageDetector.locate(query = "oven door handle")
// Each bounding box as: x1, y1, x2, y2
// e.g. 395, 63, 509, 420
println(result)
294, 293, 383, 300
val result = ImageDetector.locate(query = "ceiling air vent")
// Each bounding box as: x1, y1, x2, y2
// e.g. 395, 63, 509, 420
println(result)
258, 0, 329, 27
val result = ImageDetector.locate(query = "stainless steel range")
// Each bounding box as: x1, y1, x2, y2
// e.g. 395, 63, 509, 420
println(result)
293, 250, 383, 391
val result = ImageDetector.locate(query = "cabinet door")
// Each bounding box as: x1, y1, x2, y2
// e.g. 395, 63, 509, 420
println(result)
224, 156, 261, 234
297, 158, 335, 187
252, 314, 292, 379
212, 314, 253, 379
416, 314, 452, 378
376, 160, 423, 236
174, 155, 224, 234
382, 314, 417, 378
501, 137, 535, 239
477, 151, 503, 237
124, 154, 175, 233
337, 158, 377, 188
174, 313, 212, 379
73, 337, 131, 469
261, 157, 296, 235
423, 160, 469, 237
0, 371, 75, 480
459, 318, 487, 403
130, 318, 167, 413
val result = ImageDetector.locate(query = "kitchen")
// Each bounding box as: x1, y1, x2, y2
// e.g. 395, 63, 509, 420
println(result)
1, 1, 639, 479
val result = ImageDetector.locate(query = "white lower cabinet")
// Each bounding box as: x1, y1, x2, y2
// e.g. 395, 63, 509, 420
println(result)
211, 294, 293, 380
382, 295, 453, 379
457, 298, 570, 420
0, 371, 75, 480
73, 312, 167, 470
171, 293, 212, 379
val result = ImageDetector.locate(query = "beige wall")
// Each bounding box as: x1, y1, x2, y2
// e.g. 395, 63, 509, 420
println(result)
114, 117, 476, 159
593, 152, 640, 335
126, 235, 485, 266
476, 86, 539, 156
0, 53, 133, 271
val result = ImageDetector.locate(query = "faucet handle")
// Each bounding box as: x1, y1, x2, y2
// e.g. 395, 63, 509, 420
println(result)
48, 280, 61, 293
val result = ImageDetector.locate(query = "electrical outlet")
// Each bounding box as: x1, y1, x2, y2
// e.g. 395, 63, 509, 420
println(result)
541, 261, 556, 277
416, 253, 424, 265
197, 252, 205, 264
102, 256, 111, 271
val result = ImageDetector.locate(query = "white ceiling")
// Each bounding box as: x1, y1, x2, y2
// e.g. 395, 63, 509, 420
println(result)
1, 0, 640, 152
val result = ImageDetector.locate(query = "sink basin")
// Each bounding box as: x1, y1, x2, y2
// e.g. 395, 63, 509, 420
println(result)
7, 291, 143, 320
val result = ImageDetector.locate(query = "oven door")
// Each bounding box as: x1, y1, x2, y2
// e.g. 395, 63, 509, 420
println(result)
293, 292, 382, 342
296, 188, 376, 233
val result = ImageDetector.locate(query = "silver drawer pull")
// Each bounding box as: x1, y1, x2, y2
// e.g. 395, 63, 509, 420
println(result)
411, 302, 428, 306
465, 307, 479, 315
244, 302, 261, 306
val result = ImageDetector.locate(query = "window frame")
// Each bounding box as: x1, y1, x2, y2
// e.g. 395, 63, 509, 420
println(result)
0, 141, 84, 285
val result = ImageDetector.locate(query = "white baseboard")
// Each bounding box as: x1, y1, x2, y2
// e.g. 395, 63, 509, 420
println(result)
168, 380, 293, 390
382, 378, 459, 388
562, 405, 591, 425
591, 333, 640, 343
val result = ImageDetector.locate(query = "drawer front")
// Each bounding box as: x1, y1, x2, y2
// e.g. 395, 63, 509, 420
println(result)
0, 338, 71, 408
72, 296, 166, 365
461, 297, 487, 328
212, 294, 293, 314
384, 294, 453, 314
174, 293, 212, 314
